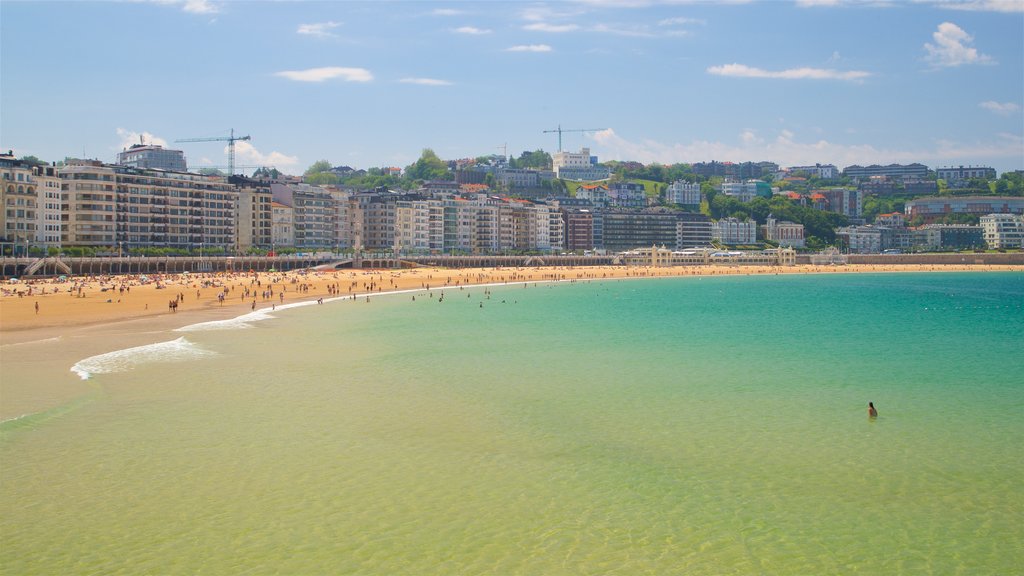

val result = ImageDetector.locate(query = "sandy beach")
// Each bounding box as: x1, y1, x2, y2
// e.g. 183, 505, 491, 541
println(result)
2, 263, 1022, 337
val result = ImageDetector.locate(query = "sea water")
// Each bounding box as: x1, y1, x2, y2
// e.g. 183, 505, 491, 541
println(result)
2, 272, 1022, 574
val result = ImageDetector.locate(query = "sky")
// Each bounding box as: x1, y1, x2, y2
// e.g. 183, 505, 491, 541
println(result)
2, 0, 1022, 175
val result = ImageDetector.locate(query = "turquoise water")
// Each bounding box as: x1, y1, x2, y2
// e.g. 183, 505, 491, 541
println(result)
2, 272, 1023, 574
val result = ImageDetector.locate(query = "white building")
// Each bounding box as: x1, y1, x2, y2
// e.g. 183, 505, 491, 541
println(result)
712, 217, 757, 245
787, 164, 839, 179
116, 144, 188, 172
552, 147, 610, 181
270, 202, 294, 248
980, 213, 1024, 249
666, 180, 701, 207
762, 215, 805, 248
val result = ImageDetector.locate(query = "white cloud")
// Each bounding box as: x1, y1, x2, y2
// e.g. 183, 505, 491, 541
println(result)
233, 141, 299, 170
148, 0, 218, 14
979, 101, 1021, 115
399, 77, 453, 86
505, 44, 553, 52
116, 128, 168, 150
432, 8, 464, 16
657, 17, 706, 26
524, 22, 580, 32
707, 63, 871, 81
182, 0, 217, 14
454, 26, 492, 35
589, 128, 1023, 170
274, 67, 373, 83
590, 23, 657, 37
924, 22, 993, 67
929, 0, 1024, 13
297, 21, 341, 38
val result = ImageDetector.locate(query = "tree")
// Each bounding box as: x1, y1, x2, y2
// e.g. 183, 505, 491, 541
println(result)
305, 172, 340, 186
304, 160, 333, 175
19, 155, 45, 166
198, 167, 225, 176
405, 148, 449, 181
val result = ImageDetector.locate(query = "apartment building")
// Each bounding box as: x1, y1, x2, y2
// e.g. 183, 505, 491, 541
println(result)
720, 180, 772, 203
602, 209, 681, 252
842, 163, 929, 181
980, 213, 1024, 249
666, 180, 701, 207
905, 196, 1024, 224
677, 213, 713, 249
272, 183, 337, 249
787, 164, 839, 179
936, 165, 996, 185
712, 217, 757, 245
116, 144, 187, 172
234, 177, 273, 251
607, 182, 647, 208
762, 215, 805, 248
270, 202, 294, 248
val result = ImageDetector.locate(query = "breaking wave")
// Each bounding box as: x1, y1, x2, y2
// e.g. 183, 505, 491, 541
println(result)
70, 336, 214, 380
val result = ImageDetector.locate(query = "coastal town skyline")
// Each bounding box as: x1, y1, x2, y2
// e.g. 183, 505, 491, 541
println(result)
2, 1, 1022, 173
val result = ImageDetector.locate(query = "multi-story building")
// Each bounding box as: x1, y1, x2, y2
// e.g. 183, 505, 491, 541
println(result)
858, 176, 896, 196
677, 212, 713, 249
836, 225, 883, 253
692, 161, 778, 180
1, 154, 42, 252
819, 188, 862, 218
552, 147, 610, 181
903, 178, 938, 196
116, 144, 188, 172
233, 177, 273, 251
272, 183, 337, 249
607, 182, 647, 208
720, 180, 772, 203
666, 180, 701, 207
875, 212, 905, 227
496, 168, 541, 190
562, 208, 595, 252
602, 209, 681, 252
56, 160, 238, 251
905, 196, 1024, 224
914, 224, 984, 251
762, 215, 805, 248
787, 164, 839, 179
712, 217, 757, 245
980, 213, 1024, 249
936, 165, 996, 185
59, 160, 117, 247
270, 202, 294, 248
575, 184, 609, 207
842, 163, 929, 181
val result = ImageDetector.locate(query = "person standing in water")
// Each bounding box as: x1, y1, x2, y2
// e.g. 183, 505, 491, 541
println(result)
868, 402, 878, 418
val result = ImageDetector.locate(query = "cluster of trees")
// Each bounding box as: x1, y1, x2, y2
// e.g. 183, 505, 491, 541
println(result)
704, 191, 847, 249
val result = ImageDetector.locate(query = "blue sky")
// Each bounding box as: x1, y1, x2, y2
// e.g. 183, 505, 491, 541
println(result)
2, 0, 1022, 174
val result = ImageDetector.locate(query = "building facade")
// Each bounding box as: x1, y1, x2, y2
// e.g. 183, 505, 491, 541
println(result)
980, 213, 1024, 249
936, 165, 997, 185
116, 144, 188, 172
666, 180, 701, 207
712, 217, 757, 245
905, 196, 1024, 224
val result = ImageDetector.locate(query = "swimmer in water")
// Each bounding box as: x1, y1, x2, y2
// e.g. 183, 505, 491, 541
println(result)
868, 402, 878, 418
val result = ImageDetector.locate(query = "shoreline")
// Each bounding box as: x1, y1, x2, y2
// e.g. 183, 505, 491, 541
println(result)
2, 264, 1022, 422
3, 263, 1023, 339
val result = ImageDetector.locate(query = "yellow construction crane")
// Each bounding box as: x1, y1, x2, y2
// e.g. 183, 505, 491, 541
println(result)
543, 125, 607, 152
175, 128, 251, 176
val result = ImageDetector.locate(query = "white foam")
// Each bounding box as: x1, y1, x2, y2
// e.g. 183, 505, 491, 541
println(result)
70, 336, 214, 380
0, 336, 62, 349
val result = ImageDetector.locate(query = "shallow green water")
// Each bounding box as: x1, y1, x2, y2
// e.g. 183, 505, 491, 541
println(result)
2, 273, 1022, 574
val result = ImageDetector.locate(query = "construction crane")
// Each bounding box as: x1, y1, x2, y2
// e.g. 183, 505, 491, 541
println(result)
543, 125, 607, 152
175, 128, 251, 176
